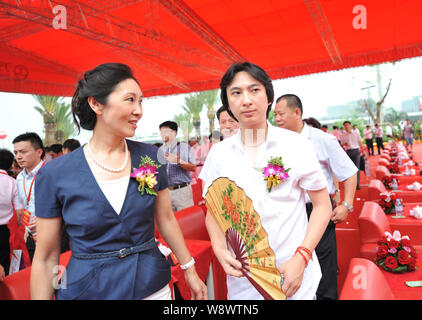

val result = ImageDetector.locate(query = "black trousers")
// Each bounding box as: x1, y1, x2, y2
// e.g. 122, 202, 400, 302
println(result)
26, 235, 36, 263
365, 138, 374, 155
0, 225, 11, 275
306, 201, 338, 300
346, 148, 360, 188
376, 137, 384, 154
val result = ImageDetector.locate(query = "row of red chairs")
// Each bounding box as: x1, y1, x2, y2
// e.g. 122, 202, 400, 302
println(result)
339, 144, 422, 299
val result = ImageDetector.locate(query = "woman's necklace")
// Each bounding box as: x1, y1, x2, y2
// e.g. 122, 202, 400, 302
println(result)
87, 140, 129, 173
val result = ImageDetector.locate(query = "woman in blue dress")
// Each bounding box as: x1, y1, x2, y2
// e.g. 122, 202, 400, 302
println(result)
30, 63, 207, 300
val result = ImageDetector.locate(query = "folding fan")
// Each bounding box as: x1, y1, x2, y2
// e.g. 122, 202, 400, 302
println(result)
205, 177, 286, 300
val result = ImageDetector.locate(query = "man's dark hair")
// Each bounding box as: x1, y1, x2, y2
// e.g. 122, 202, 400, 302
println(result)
275, 94, 303, 115
63, 139, 81, 152
0, 149, 14, 171
159, 120, 178, 133
343, 120, 351, 126
220, 62, 274, 120
49, 143, 63, 154
333, 126, 338, 130
322, 125, 328, 129
12, 132, 45, 159
216, 105, 238, 122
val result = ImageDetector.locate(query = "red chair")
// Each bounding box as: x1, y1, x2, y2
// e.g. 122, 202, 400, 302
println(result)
339, 258, 394, 300
0, 250, 72, 300
380, 153, 391, 162
368, 179, 422, 203
191, 180, 205, 207
358, 201, 392, 260
376, 165, 389, 181
174, 206, 228, 299
174, 205, 209, 241
378, 158, 389, 167
0, 266, 31, 300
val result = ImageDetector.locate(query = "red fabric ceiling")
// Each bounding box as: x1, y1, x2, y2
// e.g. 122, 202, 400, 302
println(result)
0, 0, 421, 98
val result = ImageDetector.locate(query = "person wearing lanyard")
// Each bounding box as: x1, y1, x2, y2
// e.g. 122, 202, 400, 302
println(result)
273, 94, 358, 300
13, 132, 45, 262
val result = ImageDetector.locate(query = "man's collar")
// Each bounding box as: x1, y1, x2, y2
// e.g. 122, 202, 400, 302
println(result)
299, 122, 310, 138
23, 160, 44, 177
231, 121, 278, 150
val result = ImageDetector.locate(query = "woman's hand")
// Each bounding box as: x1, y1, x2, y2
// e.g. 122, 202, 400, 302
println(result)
184, 267, 208, 300
278, 254, 307, 298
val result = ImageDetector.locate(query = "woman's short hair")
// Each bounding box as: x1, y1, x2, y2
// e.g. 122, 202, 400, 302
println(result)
71, 63, 138, 132
220, 62, 274, 121
0, 149, 14, 171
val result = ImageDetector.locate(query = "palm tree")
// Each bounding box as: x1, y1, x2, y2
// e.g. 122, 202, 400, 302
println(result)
182, 93, 204, 139
33, 95, 77, 145
55, 101, 77, 143
33, 95, 60, 146
201, 89, 219, 135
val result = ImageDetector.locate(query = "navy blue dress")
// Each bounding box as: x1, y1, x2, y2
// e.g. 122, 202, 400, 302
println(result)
35, 139, 171, 300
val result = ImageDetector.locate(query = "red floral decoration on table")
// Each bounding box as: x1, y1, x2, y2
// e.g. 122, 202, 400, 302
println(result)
378, 192, 398, 214
387, 162, 400, 174
375, 231, 418, 273
382, 175, 398, 190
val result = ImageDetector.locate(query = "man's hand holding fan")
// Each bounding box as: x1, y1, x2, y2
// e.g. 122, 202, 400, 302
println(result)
205, 177, 286, 300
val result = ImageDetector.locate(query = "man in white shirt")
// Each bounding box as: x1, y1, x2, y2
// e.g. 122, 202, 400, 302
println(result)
0, 149, 24, 275
363, 125, 374, 156
385, 123, 393, 138
340, 121, 365, 189
274, 94, 357, 300
374, 123, 385, 155
200, 62, 332, 300
13, 132, 45, 262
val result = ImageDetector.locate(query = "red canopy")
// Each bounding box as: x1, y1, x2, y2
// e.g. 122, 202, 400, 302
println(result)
0, 0, 421, 98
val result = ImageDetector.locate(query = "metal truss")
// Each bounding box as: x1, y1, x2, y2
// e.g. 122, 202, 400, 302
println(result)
304, 0, 343, 66
160, 0, 245, 63
0, 0, 228, 74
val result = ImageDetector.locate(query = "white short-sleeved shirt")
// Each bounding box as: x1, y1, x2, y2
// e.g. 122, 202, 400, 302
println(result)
0, 170, 23, 225
199, 123, 328, 300
301, 123, 358, 198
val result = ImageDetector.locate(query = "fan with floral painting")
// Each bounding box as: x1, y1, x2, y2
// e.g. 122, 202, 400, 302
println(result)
205, 177, 286, 300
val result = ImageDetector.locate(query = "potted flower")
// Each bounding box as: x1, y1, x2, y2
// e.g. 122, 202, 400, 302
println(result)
375, 231, 418, 273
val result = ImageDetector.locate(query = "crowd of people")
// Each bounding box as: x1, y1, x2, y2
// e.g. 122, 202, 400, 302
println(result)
0, 60, 417, 300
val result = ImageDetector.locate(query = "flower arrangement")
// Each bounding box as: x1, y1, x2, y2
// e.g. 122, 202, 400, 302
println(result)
382, 175, 398, 190
260, 156, 290, 192
130, 156, 161, 196
378, 192, 398, 214
375, 231, 418, 273
387, 162, 400, 174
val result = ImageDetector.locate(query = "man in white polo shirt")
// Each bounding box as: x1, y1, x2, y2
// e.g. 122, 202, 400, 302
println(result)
200, 62, 332, 300
341, 121, 365, 189
274, 94, 357, 300
363, 125, 374, 156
